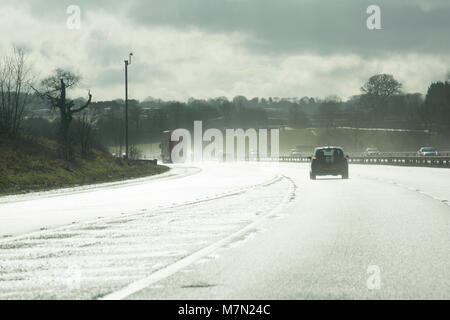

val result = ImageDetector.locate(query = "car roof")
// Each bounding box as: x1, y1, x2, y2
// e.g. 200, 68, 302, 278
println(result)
420, 146, 435, 150
314, 146, 344, 151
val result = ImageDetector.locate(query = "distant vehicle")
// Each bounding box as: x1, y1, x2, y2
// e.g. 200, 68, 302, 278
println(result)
364, 147, 379, 156
160, 130, 176, 163
309, 146, 349, 180
417, 147, 438, 156
290, 149, 302, 158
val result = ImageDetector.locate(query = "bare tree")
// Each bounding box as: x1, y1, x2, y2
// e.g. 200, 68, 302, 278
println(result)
33, 69, 92, 160
0, 48, 34, 137
73, 111, 96, 159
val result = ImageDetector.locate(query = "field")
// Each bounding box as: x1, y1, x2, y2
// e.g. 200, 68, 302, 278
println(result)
107, 128, 449, 158
279, 127, 447, 154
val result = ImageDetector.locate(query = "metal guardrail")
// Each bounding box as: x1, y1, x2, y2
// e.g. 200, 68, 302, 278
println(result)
141, 153, 450, 168
258, 155, 450, 168
348, 156, 450, 168
349, 151, 450, 157
135, 159, 158, 165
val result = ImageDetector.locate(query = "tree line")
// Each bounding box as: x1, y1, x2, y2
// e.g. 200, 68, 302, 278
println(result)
2, 47, 450, 160
91, 75, 450, 150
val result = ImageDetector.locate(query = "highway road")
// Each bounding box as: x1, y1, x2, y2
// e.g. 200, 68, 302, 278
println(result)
0, 162, 449, 299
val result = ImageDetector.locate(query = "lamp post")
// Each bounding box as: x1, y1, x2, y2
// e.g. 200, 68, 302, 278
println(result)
124, 52, 133, 159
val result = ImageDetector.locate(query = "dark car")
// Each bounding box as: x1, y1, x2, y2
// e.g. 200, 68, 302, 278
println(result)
309, 146, 349, 180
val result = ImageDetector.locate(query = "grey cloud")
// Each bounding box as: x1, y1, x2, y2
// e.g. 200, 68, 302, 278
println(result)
126, 0, 450, 57
10, 0, 450, 57
3, 0, 449, 100
84, 31, 132, 67
92, 62, 172, 88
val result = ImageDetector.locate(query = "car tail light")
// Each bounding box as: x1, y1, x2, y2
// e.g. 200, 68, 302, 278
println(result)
312, 157, 317, 161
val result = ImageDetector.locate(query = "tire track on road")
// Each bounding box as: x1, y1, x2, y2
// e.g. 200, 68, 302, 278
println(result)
0, 174, 294, 299
100, 175, 296, 300
0, 174, 283, 245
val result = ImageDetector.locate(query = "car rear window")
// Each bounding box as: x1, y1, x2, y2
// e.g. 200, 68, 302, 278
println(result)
315, 148, 343, 158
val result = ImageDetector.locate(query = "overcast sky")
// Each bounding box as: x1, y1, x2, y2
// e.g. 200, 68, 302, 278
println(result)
1, 0, 449, 101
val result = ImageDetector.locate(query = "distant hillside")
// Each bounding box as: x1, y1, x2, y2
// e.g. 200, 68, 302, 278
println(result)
0, 136, 169, 195
279, 127, 448, 154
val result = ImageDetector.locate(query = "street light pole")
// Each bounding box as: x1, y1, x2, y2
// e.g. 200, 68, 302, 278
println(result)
124, 52, 133, 159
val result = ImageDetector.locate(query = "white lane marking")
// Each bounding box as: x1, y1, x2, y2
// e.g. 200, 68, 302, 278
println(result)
359, 175, 450, 207
99, 176, 295, 300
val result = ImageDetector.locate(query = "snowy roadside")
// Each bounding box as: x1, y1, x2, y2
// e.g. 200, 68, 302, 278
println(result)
0, 175, 293, 299
0, 163, 280, 237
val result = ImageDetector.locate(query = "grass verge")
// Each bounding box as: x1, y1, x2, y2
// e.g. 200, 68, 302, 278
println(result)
0, 135, 169, 195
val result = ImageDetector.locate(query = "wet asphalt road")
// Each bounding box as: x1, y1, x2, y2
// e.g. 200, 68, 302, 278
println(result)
127, 163, 450, 299
0, 163, 449, 299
